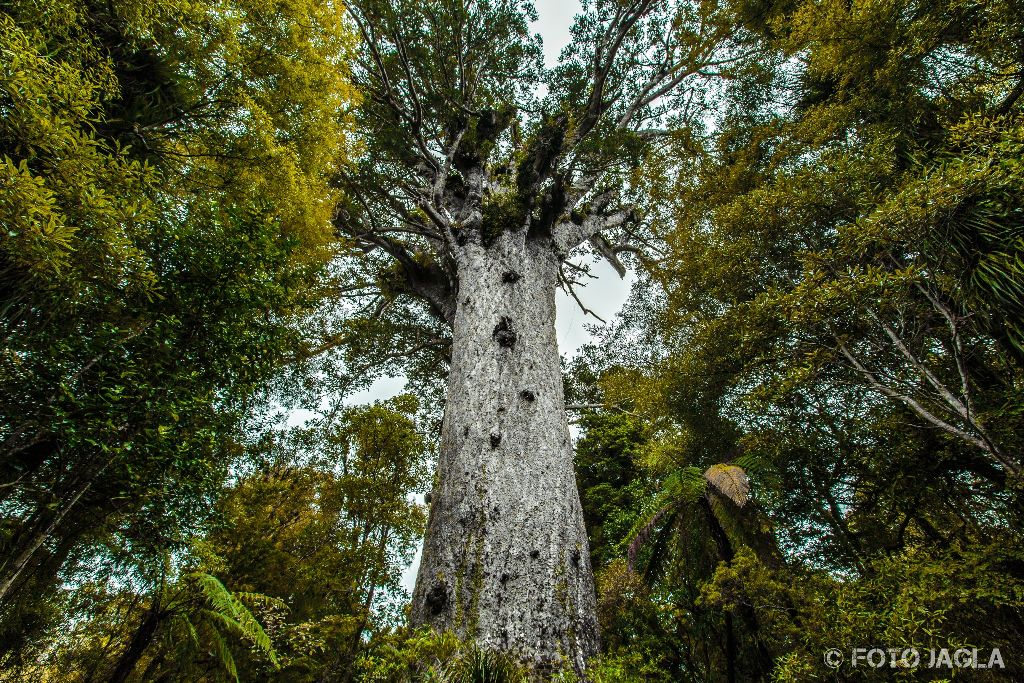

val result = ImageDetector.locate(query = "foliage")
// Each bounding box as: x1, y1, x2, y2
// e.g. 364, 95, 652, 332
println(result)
3, 0, 1024, 679
356, 627, 526, 683
563, 0, 1024, 679
0, 0, 358, 670
208, 397, 429, 682
18, 567, 282, 683
575, 411, 655, 569
2, 397, 428, 682
698, 540, 1024, 680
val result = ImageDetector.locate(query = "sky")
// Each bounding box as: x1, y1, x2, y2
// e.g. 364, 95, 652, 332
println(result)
339, 0, 636, 595
535, 0, 582, 66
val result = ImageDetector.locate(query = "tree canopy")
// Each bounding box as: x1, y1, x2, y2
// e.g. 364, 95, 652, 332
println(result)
0, 0, 359, 666
2, 0, 1023, 680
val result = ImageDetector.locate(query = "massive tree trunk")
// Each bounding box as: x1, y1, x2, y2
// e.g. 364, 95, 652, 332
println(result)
341, 2, 720, 668
410, 230, 599, 671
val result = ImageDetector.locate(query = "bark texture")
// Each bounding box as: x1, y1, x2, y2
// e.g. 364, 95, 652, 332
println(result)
410, 230, 599, 671
340, 2, 738, 667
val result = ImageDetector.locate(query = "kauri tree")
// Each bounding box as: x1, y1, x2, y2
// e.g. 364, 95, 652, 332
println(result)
333, 0, 753, 669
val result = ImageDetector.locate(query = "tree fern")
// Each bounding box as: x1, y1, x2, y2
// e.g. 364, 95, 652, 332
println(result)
703, 464, 750, 507
188, 572, 280, 670
624, 462, 765, 572
624, 465, 706, 570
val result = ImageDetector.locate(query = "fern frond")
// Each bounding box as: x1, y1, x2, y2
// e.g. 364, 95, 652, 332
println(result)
208, 628, 239, 683
623, 466, 706, 570
191, 573, 241, 621
225, 599, 278, 665
703, 464, 750, 507
625, 502, 679, 571
199, 607, 276, 665
235, 591, 288, 613
190, 573, 280, 667
733, 451, 766, 477
183, 614, 201, 645
666, 465, 710, 502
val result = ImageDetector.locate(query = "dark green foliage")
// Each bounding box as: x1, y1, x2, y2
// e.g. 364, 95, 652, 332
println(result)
562, 0, 1024, 679
0, 0, 358, 674
4, 0, 1024, 679
357, 628, 527, 683
575, 412, 653, 570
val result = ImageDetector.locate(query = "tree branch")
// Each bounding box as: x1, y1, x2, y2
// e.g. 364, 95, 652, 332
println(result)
838, 342, 1018, 474
870, 312, 970, 422
552, 205, 632, 254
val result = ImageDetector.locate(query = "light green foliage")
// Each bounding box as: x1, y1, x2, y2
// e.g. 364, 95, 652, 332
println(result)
188, 397, 428, 682
0, 0, 359, 671
191, 573, 280, 673
0, 3, 152, 282
564, 0, 1024, 678
356, 627, 526, 683
11, 397, 429, 682
559, 652, 672, 683
31, 568, 284, 683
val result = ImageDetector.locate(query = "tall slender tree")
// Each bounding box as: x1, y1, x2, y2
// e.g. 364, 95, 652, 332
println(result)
335, 0, 749, 668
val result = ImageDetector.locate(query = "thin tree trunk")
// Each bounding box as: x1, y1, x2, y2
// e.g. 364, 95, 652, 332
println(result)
724, 612, 737, 683
339, 529, 389, 683
0, 478, 91, 605
107, 604, 164, 683
410, 231, 599, 671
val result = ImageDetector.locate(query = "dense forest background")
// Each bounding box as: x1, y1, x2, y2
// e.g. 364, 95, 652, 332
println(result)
2, 0, 1023, 680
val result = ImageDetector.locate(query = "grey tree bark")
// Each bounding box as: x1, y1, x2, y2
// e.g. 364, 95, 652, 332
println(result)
410, 230, 599, 671
339, 1, 737, 668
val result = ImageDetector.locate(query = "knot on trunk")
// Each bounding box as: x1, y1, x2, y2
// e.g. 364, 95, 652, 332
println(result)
490, 432, 501, 449
493, 316, 517, 348
425, 582, 449, 616
502, 270, 520, 283
519, 389, 535, 402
